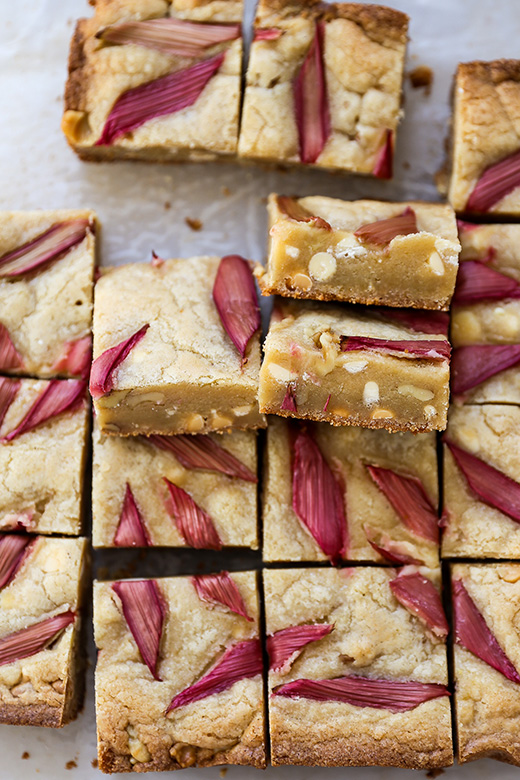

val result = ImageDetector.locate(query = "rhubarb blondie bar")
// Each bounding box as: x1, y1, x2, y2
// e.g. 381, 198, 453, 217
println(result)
91, 255, 264, 436
0, 377, 89, 535
257, 195, 460, 309
0, 210, 95, 378
0, 535, 88, 727
92, 421, 258, 548
63, 0, 243, 162
442, 404, 520, 558
258, 301, 451, 432
444, 60, 520, 216
238, 0, 408, 176
94, 571, 265, 772
264, 567, 452, 768
452, 563, 520, 765
263, 417, 439, 567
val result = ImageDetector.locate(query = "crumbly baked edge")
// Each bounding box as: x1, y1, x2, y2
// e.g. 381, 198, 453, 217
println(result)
259, 406, 443, 433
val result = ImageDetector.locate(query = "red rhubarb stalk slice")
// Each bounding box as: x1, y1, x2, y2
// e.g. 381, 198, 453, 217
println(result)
292, 428, 347, 563
340, 335, 451, 361
0, 324, 23, 371
364, 527, 423, 565
277, 196, 332, 230
281, 383, 297, 413
2, 379, 86, 442
89, 324, 149, 399
451, 344, 520, 397
373, 129, 393, 179
367, 465, 439, 543
192, 572, 252, 621
453, 578, 520, 683
254, 28, 282, 41
390, 572, 448, 638
167, 638, 262, 711
51, 336, 92, 378
0, 611, 75, 667
453, 260, 520, 305
354, 207, 418, 245
0, 377, 20, 428
96, 53, 225, 146
97, 18, 240, 58
273, 675, 449, 711
457, 219, 479, 233
376, 307, 450, 337
148, 434, 257, 482
267, 624, 333, 672
0, 535, 33, 590
163, 480, 222, 550
293, 22, 330, 164
114, 484, 151, 548
213, 255, 260, 360
445, 439, 520, 523
466, 149, 520, 212
112, 580, 165, 680
0, 512, 34, 533
0, 220, 90, 278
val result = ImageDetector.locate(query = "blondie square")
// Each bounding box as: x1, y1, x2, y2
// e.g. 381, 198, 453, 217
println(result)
442, 404, 520, 558
264, 567, 452, 768
91, 256, 264, 436
0, 535, 88, 727
452, 563, 520, 765
238, 0, 408, 175
0, 210, 96, 379
258, 300, 451, 433
257, 195, 460, 309
94, 571, 265, 772
0, 377, 89, 536
92, 420, 258, 548
263, 416, 439, 567
63, 0, 243, 162
444, 61, 520, 216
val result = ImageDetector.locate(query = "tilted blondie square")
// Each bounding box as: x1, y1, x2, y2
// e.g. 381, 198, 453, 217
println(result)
258, 301, 451, 432
443, 60, 520, 216
63, 0, 243, 162
92, 420, 258, 548
0, 377, 89, 536
442, 404, 520, 559
263, 416, 439, 567
257, 195, 460, 309
94, 571, 265, 772
264, 567, 452, 768
0, 210, 96, 379
91, 255, 265, 436
451, 563, 520, 765
0, 535, 88, 727
239, 0, 408, 175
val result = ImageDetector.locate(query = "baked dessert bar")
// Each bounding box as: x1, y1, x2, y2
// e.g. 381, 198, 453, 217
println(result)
94, 571, 265, 772
257, 195, 460, 309
264, 566, 452, 768
92, 420, 258, 548
63, 0, 243, 162
442, 404, 520, 558
91, 255, 264, 436
263, 416, 439, 567
0, 377, 89, 536
452, 563, 520, 765
444, 60, 520, 216
258, 300, 451, 432
238, 0, 408, 176
0, 535, 88, 727
0, 210, 96, 378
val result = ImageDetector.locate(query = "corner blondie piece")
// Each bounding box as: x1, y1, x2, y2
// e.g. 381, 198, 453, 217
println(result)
445, 61, 520, 216
239, 0, 408, 175
263, 417, 439, 566
257, 195, 460, 309
0, 535, 88, 727
91, 256, 264, 436
264, 567, 452, 768
94, 572, 265, 772
63, 0, 243, 162
0, 210, 95, 378
452, 563, 520, 765
92, 420, 258, 548
258, 300, 451, 432
442, 404, 520, 558
0, 377, 89, 536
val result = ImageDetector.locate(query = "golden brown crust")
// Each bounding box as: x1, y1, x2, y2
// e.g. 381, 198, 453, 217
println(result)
64, 20, 89, 113
458, 59, 520, 88
459, 737, 520, 766
0, 702, 64, 728
99, 742, 266, 773
260, 405, 439, 433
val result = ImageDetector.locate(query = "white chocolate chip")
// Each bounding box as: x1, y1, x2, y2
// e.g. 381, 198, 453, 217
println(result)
457, 426, 480, 453
128, 736, 151, 763
234, 404, 253, 416
424, 405, 437, 417
291, 272, 312, 291
499, 566, 520, 583
268, 363, 297, 382
371, 409, 394, 419
428, 251, 445, 275
397, 384, 434, 401
335, 236, 367, 258
285, 245, 300, 258
127, 391, 165, 407
344, 359, 368, 374
212, 412, 233, 428
451, 310, 481, 342
185, 413, 205, 433
308, 252, 337, 281
363, 381, 379, 405
494, 308, 520, 339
